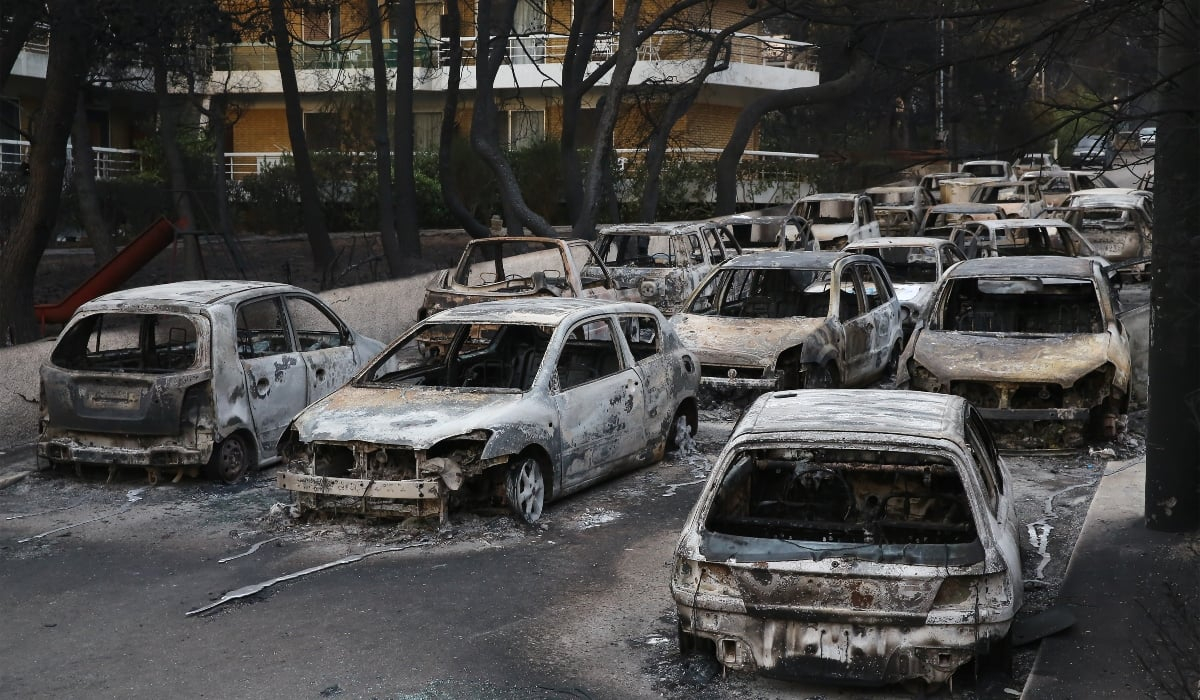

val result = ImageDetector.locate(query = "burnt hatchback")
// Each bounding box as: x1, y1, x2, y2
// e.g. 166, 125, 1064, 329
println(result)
276, 299, 699, 523
672, 390, 1022, 686
39, 281, 384, 483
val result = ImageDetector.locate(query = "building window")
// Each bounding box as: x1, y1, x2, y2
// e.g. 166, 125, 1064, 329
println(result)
413, 112, 441, 152
304, 112, 340, 151
501, 110, 544, 150
302, 8, 332, 41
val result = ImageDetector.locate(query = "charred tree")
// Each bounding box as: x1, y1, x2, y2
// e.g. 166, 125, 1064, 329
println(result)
71, 93, 118, 265
268, 0, 336, 276
366, 0, 402, 275
390, 0, 421, 261
1145, 0, 1200, 532
437, 1, 490, 239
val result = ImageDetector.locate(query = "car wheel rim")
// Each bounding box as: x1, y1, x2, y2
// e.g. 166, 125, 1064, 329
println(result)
513, 459, 544, 522
672, 414, 693, 450
216, 438, 247, 483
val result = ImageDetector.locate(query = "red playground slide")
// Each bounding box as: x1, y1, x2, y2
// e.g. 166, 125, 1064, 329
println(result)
35, 217, 183, 331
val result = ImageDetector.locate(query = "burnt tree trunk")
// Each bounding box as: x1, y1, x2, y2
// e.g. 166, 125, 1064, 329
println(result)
154, 58, 202, 278
437, 1, 490, 238
367, 0, 401, 276
0, 0, 92, 344
71, 93, 118, 265
268, 0, 336, 276
1145, 0, 1200, 531
390, 0, 422, 261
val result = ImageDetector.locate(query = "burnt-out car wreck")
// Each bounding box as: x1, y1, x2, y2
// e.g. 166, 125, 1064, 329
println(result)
38, 281, 385, 484
672, 390, 1022, 687
277, 299, 700, 523
902, 256, 1135, 449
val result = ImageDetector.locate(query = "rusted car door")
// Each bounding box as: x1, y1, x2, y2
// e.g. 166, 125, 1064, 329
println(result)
552, 317, 648, 490
235, 296, 309, 452
283, 295, 361, 403
833, 262, 872, 385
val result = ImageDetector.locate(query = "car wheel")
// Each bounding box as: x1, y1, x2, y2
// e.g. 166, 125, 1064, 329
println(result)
205, 433, 252, 484
665, 406, 696, 452
802, 363, 836, 389
1089, 399, 1121, 441
884, 342, 903, 380
505, 455, 546, 524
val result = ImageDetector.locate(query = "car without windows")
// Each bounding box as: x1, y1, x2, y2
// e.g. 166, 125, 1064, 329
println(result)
918, 171, 973, 204
276, 299, 700, 523
712, 212, 816, 251
970, 180, 1046, 219
865, 184, 934, 237
918, 203, 1007, 239
788, 193, 880, 250
949, 218, 1107, 263
672, 389, 1022, 687
1020, 169, 1117, 207
959, 159, 1015, 181
901, 256, 1135, 449
1012, 153, 1057, 178
420, 237, 636, 319
1139, 126, 1156, 148
39, 281, 386, 484
1060, 188, 1153, 222
593, 221, 742, 316
669, 251, 903, 397
1045, 199, 1152, 279
842, 237, 966, 342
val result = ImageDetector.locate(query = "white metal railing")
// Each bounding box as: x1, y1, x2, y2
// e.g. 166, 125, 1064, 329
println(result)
214, 31, 818, 74
0, 139, 141, 178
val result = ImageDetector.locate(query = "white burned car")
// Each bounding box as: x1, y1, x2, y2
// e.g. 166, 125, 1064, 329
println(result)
593, 221, 742, 316
842, 237, 966, 342
277, 299, 700, 523
670, 251, 903, 394
39, 281, 385, 483
672, 390, 1022, 686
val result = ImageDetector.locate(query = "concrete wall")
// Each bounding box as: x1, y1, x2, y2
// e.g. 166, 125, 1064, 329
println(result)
0, 270, 439, 452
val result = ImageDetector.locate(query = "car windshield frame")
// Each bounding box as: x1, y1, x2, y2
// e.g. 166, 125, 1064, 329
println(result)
931, 274, 1106, 335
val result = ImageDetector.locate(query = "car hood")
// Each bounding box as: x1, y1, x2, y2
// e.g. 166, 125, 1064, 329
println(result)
914, 331, 1112, 384
290, 385, 526, 448
672, 314, 824, 367
894, 283, 934, 308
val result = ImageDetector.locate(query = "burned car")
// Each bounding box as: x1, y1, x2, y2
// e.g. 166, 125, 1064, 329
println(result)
842, 237, 966, 342
277, 299, 699, 523
672, 389, 1022, 686
713, 212, 815, 251
593, 221, 742, 316
788, 193, 880, 250
866, 184, 934, 237
39, 281, 385, 483
902, 256, 1133, 448
420, 236, 636, 318
918, 203, 1007, 239
1045, 199, 1152, 278
949, 218, 1106, 262
970, 180, 1046, 219
670, 251, 903, 395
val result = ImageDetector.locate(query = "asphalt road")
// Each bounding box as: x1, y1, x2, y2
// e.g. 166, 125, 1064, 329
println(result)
0, 403, 1147, 700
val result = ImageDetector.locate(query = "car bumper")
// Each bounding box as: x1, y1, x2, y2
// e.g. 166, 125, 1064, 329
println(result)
975, 407, 1092, 421
38, 437, 208, 467
674, 596, 1011, 685
277, 471, 447, 518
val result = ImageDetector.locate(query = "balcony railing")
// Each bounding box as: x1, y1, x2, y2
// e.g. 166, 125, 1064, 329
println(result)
213, 32, 817, 74
0, 139, 141, 178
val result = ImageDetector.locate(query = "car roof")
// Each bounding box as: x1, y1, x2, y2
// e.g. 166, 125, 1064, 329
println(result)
963, 218, 1075, 230
865, 185, 917, 193
735, 389, 969, 445
844, 236, 951, 248
81, 280, 302, 310
800, 192, 860, 201
962, 159, 1008, 166
426, 298, 658, 325
721, 250, 850, 270
928, 203, 1007, 213
945, 255, 1098, 279
597, 221, 710, 236
712, 213, 794, 225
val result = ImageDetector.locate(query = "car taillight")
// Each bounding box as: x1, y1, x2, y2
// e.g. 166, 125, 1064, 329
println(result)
931, 573, 1013, 621
673, 559, 742, 598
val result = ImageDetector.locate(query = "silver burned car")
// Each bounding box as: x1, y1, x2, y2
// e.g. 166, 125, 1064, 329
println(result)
276, 299, 700, 523
670, 251, 903, 394
671, 390, 1023, 687
39, 281, 385, 483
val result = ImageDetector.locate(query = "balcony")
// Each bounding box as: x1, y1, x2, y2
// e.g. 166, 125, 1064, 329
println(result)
211, 31, 818, 93
0, 139, 142, 179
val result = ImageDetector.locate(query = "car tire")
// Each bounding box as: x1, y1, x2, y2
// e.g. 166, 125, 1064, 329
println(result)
505, 454, 546, 524
802, 363, 837, 389
665, 405, 697, 453
885, 342, 903, 380
1089, 399, 1121, 441
205, 433, 252, 484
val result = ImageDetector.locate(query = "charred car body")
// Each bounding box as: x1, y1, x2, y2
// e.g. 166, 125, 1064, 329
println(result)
969, 180, 1046, 219
842, 237, 966, 342
277, 299, 699, 523
670, 251, 903, 396
713, 212, 816, 251
918, 203, 1007, 239
902, 256, 1134, 448
420, 237, 636, 318
1045, 197, 1152, 278
672, 390, 1022, 686
865, 185, 934, 237
39, 281, 384, 483
593, 221, 742, 316
949, 218, 1106, 262
788, 193, 880, 250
